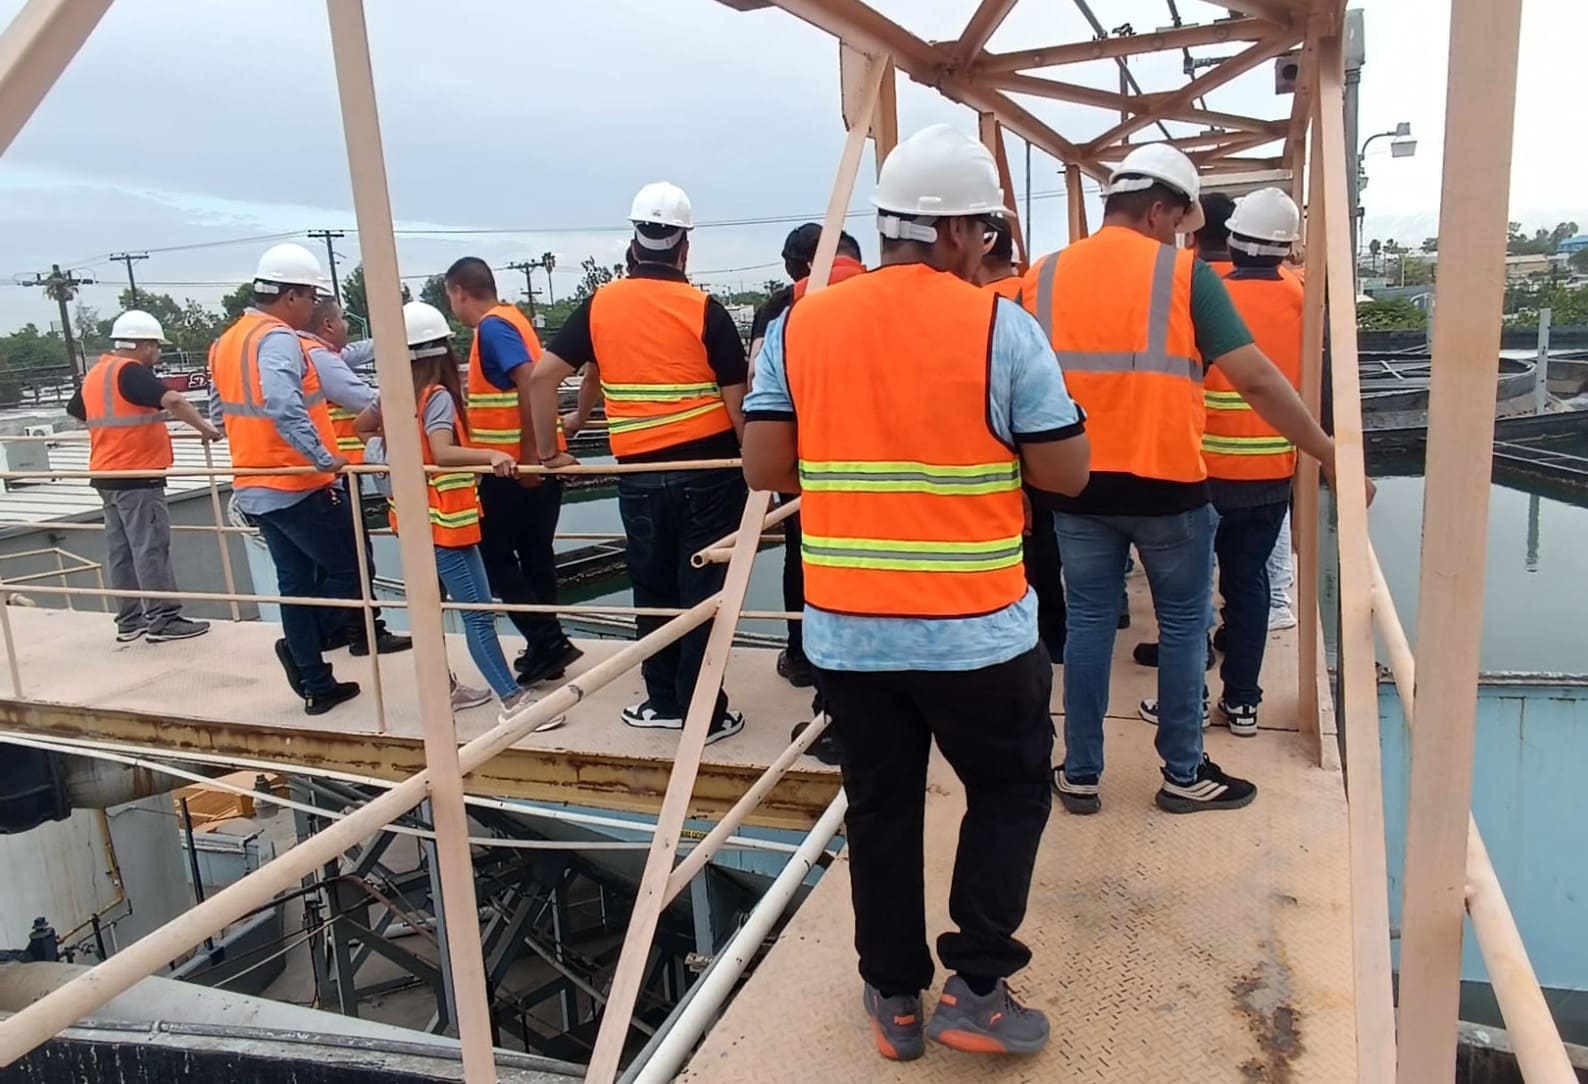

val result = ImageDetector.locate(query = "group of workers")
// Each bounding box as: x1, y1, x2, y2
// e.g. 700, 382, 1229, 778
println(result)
74, 117, 1354, 1066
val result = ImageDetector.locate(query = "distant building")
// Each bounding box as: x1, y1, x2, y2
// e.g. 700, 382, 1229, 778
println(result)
1558, 234, 1588, 257
1504, 253, 1554, 281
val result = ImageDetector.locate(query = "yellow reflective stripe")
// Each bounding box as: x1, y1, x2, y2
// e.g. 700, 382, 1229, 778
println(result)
429, 508, 481, 527
335, 436, 365, 450
601, 381, 721, 403
1203, 390, 1253, 411
607, 401, 726, 434
468, 428, 521, 445
328, 406, 359, 421
798, 459, 1020, 495
801, 532, 1024, 574
467, 393, 519, 408
1201, 434, 1295, 454
429, 472, 477, 493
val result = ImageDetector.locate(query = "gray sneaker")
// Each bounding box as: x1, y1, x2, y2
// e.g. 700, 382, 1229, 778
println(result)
926, 975, 1049, 1056
862, 984, 924, 1062
146, 617, 211, 643
115, 623, 146, 643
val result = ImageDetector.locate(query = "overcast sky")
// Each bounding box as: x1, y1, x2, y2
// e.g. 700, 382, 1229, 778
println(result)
0, 0, 1581, 331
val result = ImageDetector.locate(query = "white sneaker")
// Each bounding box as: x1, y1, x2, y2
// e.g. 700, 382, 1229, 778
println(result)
450, 683, 492, 710
621, 701, 684, 730
1268, 605, 1298, 631
500, 686, 566, 730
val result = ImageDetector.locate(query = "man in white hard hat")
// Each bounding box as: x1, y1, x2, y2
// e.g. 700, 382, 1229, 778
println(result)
1024, 144, 1364, 815
210, 243, 362, 714
67, 310, 221, 644
298, 287, 411, 658
530, 182, 750, 745
743, 124, 1090, 1062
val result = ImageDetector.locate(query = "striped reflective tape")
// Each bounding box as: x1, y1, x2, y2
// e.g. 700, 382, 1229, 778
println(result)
798, 459, 1020, 495
1051, 350, 1203, 381
335, 436, 365, 450
328, 406, 359, 421
429, 472, 478, 493
467, 392, 519, 409
1204, 390, 1253, 411
428, 507, 481, 528
1201, 434, 1295, 455
801, 532, 1024, 574
606, 401, 726, 434
600, 381, 721, 403
468, 427, 521, 445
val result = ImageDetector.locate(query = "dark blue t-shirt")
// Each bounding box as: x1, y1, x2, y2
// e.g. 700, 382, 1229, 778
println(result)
477, 314, 531, 390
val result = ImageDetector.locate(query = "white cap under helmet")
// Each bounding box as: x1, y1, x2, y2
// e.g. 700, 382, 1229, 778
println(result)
630, 182, 693, 251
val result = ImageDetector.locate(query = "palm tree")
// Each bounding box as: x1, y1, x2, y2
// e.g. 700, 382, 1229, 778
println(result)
1368, 238, 1382, 273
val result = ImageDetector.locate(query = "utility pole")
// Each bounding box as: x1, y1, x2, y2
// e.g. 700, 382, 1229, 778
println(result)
307, 229, 346, 304
19, 265, 95, 385
540, 252, 556, 304
506, 260, 539, 318
107, 252, 148, 306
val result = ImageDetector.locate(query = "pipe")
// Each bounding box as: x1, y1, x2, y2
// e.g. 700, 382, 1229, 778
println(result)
1367, 544, 1576, 1083
692, 497, 799, 568
629, 791, 848, 1084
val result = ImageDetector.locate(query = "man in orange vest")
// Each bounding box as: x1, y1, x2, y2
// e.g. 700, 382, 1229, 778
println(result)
749, 223, 866, 690
744, 125, 1090, 1062
66, 310, 220, 644
1200, 188, 1308, 736
531, 182, 749, 745
210, 243, 361, 714
1025, 144, 1363, 815
443, 257, 580, 687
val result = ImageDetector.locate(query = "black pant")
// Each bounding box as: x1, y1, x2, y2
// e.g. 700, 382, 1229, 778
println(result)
1212, 499, 1290, 707
477, 474, 566, 653
617, 468, 747, 716
818, 646, 1054, 995
779, 496, 805, 659
1023, 488, 1066, 656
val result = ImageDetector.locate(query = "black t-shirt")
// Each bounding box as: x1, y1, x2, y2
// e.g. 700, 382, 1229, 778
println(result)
549, 263, 747, 464
66, 359, 171, 490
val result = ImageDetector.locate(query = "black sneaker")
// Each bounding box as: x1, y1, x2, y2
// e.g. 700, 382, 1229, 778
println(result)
776, 648, 814, 688
147, 617, 210, 643
516, 639, 585, 686
274, 638, 304, 697
115, 624, 147, 643
304, 680, 361, 716
621, 700, 684, 730
706, 709, 746, 745
351, 629, 413, 657
1132, 637, 1217, 670
1052, 764, 1100, 815
1156, 755, 1257, 813
790, 716, 842, 766
1216, 698, 1259, 738
1138, 697, 1210, 729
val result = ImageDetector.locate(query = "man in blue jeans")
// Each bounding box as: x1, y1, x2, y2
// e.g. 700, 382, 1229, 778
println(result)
1024, 145, 1351, 814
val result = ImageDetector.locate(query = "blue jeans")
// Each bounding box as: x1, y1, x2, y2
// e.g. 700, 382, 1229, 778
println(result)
1054, 504, 1217, 785
1212, 501, 1289, 708
254, 487, 362, 696
617, 468, 747, 716
435, 543, 519, 700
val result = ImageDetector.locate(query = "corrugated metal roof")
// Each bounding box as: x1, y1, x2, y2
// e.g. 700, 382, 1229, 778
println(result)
0, 432, 232, 527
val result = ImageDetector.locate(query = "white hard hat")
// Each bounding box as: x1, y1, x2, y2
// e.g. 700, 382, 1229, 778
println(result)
109, 309, 170, 346
1106, 144, 1206, 233
872, 124, 1005, 243
403, 301, 452, 357
1227, 187, 1301, 256
629, 182, 694, 252
253, 242, 323, 291
315, 277, 336, 302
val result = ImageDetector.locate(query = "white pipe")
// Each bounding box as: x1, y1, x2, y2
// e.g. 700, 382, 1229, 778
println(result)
629, 791, 848, 1084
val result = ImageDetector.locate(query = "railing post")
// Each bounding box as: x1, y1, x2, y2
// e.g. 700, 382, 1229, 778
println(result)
0, 570, 23, 697
202, 440, 242, 622
1396, 0, 1525, 1079
1295, 116, 1327, 763
344, 476, 387, 735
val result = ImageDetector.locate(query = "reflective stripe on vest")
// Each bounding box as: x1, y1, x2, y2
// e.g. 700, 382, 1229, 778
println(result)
1202, 270, 1304, 481
588, 277, 731, 459
210, 312, 338, 491
1025, 227, 1204, 483
83, 354, 175, 473
389, 388, 483, 546
463, 304, 565, 454
784, 263, 1026, 619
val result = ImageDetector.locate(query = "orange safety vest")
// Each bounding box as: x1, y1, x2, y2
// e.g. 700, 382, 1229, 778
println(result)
791, 255, 867, 302
784, 263, 1026, 619
389, 385, 483, 547
82, 353, 174, 474
1025, 225, 1205, 483
589, 277, 732, 459
297, 332, 367, 464
463, 303, 565, 454
210, 312, 338, 492
1203, 270, 1305, 480
984, 275, 1023, 302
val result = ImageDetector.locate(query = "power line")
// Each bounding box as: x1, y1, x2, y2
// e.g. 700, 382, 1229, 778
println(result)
307, 229, 346, 305
107, 253, 148, 306
11, 265, 95, 384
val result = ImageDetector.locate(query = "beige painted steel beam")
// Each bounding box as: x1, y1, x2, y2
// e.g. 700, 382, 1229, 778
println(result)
1295, 118, 1326, 764
1064, 162, 1089, 243
1315, 33, 1397, 1084
979, 112, 1026, 267
1396, 1, 1525, 1079
1198, 0, 1296, 25
0, 0, 111, 157
952, 0, 1019, 64
973, 18, 1269, 73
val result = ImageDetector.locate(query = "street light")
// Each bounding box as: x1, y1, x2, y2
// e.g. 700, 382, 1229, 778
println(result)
1356, 121, 1417, 269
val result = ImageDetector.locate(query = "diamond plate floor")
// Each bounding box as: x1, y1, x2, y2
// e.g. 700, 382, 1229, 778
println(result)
681, 597, 1354, 1084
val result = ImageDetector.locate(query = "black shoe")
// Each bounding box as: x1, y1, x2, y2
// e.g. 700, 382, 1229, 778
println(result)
1117, 610, 1131, 630
790, 716, 842, 766
516, 639, 584, 686
304, 680, 361, 716
1212, 624, 1228, 653
1132, 637, 1217, 670
1155, 755, 1257, 813
705, 709, 745, 745
776, 648, 814, 688
350, 629, 413, 657
147, 617, 210, 643
1052, 764, 1101, 815
274, 638, 304, 697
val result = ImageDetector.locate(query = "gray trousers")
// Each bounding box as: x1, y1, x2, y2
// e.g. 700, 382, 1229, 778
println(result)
101, 487, 181, 632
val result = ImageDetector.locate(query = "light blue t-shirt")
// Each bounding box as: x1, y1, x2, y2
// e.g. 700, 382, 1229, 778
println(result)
745, 292, 1083, 672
